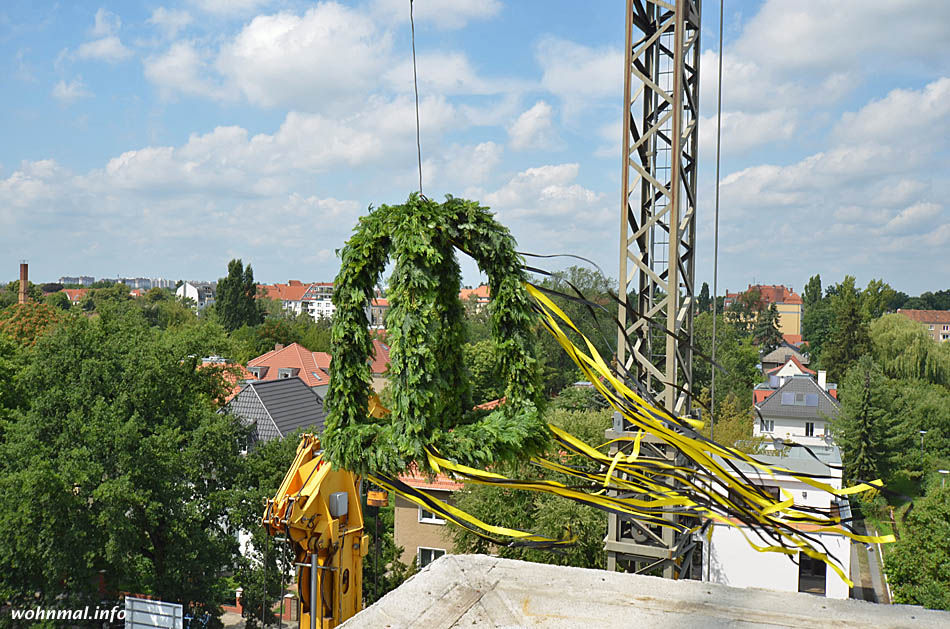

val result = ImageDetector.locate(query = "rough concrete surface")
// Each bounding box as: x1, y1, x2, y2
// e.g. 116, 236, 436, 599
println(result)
342, 554, 950, 629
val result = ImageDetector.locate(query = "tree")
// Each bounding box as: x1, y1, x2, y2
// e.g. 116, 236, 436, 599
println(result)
448, 409, 610, 569
861, 278, 897, 320
0, 303, 247, 619
753, 303, 783, 353
697, 281, 711, 314
885, 488, 950, 610
0, 302, 63, 346
831, 356, 888, 483
726, 287, 762, 336
692, 312, 761, 409
820, 276, 870, 382
803, 274, 822, 309
697, 389, 764, 453
217, 259, 263, 332
463, 339, 505, 405
42, 290, 71, 311
870, 314, 950, 386
802, 298, 834, 359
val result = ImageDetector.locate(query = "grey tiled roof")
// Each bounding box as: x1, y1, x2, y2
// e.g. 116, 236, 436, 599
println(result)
756, 375, 839, 420
761, 343, 809, 365
226, 377, 326, 445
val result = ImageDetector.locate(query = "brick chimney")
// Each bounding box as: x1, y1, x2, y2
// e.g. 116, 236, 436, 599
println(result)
18, 261, 28, 304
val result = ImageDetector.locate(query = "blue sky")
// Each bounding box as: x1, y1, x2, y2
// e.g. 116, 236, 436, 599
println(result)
2, 1, 949, 296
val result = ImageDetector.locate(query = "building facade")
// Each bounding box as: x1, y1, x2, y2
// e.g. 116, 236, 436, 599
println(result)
704, 447, 852, 599
723, 284, 803, 338
897, 308, 950, 342
393, 470, 462, 568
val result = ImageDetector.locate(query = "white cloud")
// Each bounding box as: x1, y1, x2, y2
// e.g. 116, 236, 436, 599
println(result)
77, 36, 132, 63
881, 202, 941, 235
144, 41, 226, 100
485, 164, 603, 218
147, 7, 193, 38
535, 37, 622, 110
700, 109, 796, 154
91, 8, 121, 37
52, 77, 92, 104
372, 0, 502, 30
385, 51, 521, 96
77, 9, 132, 63
508, 101, 560, 151
835, 77, 950, 145
214, 4, 389, 110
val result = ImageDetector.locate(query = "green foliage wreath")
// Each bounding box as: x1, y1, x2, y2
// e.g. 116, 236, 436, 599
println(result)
323, 194, 548, 476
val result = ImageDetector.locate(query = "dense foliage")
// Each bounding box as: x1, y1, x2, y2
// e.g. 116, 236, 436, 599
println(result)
0, 303, 247, 622
449, 409, 611, 569
216, 259, 264, 332
324, 194, 546, 476
885, 488, 950, 609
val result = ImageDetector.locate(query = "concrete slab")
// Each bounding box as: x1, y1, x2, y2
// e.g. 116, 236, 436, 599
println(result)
343, 554, 949, 629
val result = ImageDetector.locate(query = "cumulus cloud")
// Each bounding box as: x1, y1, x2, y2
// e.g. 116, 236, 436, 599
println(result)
147, 7, 193, 38
835, 77, 950, 146
144, 41, 227, 100
535, 37, 622, 112
508, 101, 561, 151
214, 4, 388, 110
77, 8, 132, 62
700, 109, 797, 154
52, 77, 92, 104
486, 164, 603, 218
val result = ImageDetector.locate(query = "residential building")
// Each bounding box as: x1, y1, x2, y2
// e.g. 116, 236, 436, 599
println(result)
224, 377, 327, 449
704, 446, 852, 599
460, 285, 490, 312
760, 342, 810, 374
61, 288, 88, 305
59, 275, 94, 286
754, 372, 839, 448
393, 468, 463, 568
723, 284, 803, 338
369, 297, 389, 328
897, 308, 950, 342
258, 281, 336, 320
247, 342, 332, 398
176, 281, 216, 309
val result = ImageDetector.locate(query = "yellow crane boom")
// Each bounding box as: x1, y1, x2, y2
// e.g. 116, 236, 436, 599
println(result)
262, 434, 369, 628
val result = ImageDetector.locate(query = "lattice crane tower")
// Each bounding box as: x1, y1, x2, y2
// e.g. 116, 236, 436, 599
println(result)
606, 0, 702, 578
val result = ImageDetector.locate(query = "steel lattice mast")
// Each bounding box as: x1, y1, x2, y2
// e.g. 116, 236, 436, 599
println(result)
606, 0, 701, 579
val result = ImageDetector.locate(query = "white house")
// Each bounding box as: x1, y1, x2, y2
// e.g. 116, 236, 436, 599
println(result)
704, 446, 852, 599
175, 281, 216, 309
753, 369, 839, 449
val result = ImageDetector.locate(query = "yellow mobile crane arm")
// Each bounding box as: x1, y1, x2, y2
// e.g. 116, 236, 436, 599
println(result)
262, 433, 369, 628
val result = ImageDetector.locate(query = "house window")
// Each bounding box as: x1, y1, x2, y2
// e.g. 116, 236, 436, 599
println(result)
418, 547, 445, 568
418, 506, 445, 525
805, 422, 815, 437
798, 552, 826, 596
944, 325, 949, 331
760, 418, 774, 433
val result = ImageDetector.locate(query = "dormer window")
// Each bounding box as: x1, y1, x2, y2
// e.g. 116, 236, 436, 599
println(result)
277, 367, 298, 379
247, 366, 268, 379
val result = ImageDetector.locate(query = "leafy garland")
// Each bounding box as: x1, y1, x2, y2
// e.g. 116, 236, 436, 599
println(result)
323, 194, 548, 476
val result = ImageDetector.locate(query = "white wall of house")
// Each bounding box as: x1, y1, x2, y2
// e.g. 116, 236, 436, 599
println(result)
754, 415, 830, 447
706, 524, 851, 599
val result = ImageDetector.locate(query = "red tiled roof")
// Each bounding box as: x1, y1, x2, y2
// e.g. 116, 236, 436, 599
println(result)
371, 297, 389, 307
258, 283, 309, 302
898, 309, 950, 324
369, 338, 390, 375
474, 397, 506, 410
248, 343, 331, 388
753, 389, 775, 404
766, 355, 815, 376
62, 288, 88, 302
782, 334, 803, 345
725, 284, 802, 307
459, 285, 490, 302
399, 466, 464, 491
199, 360, 253, 402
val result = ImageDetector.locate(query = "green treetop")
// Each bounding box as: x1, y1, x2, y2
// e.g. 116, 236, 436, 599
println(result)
216, 259, 264, 333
